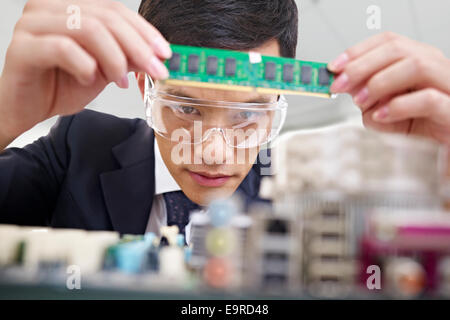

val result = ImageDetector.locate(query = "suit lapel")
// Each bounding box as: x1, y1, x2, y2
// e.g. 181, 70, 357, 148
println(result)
100, 122, 155, 235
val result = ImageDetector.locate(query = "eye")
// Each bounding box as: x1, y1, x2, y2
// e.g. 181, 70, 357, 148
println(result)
172, 105, 201, 116
237, 111, 260, 121
180, 106, 199, 114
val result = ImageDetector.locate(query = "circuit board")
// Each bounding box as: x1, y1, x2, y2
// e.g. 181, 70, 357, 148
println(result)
163, 44, 335, 98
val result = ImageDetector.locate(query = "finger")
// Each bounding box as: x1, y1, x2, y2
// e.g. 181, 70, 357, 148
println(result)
328, 31, 443, 74
105, 1, 172, 59
361, 100, 412, 135
371, 88, 450, 125
331, 38, 449, 94
18, 12, 128, 86
354, 57, 450, 111
331, 41, 410, 94
11, 31, 97, 86
328, 32, 404, 72
24, 0, 172, 59
349, 83, 366, 100
89, 8, 168, 80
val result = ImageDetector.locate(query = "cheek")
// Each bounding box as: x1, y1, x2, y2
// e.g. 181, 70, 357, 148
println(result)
246, 146, 261, 165
156, 137, 188, 175
229, 147, 260, 166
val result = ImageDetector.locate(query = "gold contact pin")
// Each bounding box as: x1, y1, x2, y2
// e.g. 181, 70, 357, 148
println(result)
164, 79, 332, 98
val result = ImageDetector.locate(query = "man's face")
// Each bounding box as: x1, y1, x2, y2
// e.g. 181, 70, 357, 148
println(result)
138, 40, 281, 205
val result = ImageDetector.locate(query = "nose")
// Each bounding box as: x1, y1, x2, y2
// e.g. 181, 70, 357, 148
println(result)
194, 128, 235, 165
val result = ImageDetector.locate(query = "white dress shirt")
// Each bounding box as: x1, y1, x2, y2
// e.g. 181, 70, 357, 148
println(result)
144, 138, 195, 244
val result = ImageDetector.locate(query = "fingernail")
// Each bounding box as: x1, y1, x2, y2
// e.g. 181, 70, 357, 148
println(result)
148, 56, 169, 79
116, 74, 129, 89
328, 53, 349, 71
373, 106, 389, 121
152, 38, 172, 59
354, 87, 369, 105
330, 73, 349, 92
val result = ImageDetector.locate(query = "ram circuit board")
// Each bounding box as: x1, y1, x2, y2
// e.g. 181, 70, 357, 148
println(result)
162, 44, 335, 98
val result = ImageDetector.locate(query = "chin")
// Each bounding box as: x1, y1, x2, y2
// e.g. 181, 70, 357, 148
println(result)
188, 188, 237, 206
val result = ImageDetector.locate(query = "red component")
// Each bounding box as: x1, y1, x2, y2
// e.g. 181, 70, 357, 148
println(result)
203, 257, 232, 288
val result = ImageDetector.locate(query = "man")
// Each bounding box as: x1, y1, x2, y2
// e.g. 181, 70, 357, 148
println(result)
0, 0, 449, 238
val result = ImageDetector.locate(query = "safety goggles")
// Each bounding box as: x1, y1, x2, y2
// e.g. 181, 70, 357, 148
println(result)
144, 74, 287, 149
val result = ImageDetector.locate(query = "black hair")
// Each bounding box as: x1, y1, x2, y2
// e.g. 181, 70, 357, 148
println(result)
138, 0, 298, 58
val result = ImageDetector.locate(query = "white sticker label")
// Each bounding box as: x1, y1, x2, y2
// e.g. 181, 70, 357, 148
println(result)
249, 52, 262, 64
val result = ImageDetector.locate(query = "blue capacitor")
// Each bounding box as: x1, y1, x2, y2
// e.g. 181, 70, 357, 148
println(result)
176, 234, 185, 247
208, 199, 237, 227
115, 241, 148, 274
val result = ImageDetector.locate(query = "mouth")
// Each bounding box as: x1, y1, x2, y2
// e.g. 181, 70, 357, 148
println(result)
188, 170, 233, 187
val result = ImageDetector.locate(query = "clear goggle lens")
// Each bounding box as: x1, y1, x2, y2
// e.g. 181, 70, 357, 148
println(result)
144, 74, 287, 148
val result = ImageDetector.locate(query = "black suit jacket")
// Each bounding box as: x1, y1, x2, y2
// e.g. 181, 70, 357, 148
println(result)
0, 110, 269, 235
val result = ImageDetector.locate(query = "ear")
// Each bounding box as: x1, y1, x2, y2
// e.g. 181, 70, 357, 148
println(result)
135, 72, 145, 99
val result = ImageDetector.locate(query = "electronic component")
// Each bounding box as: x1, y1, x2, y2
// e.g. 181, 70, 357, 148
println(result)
188, 54, 199, 73
204, 257, 231, 288
163, 44, 335, 98
225, 58, 236, 76
360, 209, 450, 298
206, 56, 218, 75
301, 65, 312, 84
265, 62, 276, 80
283, 63, 294, 82
189, 199, 248, 289
318, 67, 331, 86
246, 207, 301, 293
169, 52, 181, 71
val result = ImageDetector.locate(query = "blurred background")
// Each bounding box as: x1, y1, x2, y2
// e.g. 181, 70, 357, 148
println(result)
2, 0, 450, 148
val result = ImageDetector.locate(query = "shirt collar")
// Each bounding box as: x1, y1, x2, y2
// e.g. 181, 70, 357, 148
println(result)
154, 137, 181, 195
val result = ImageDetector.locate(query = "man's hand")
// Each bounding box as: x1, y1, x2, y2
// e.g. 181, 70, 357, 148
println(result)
0, 0, 171, 149
328, 32, 450, 146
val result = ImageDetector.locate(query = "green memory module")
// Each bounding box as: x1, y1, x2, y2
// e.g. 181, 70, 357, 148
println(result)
162, 44, 335, 98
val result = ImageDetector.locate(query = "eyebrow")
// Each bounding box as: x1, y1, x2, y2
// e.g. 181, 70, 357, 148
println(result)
164, 87, 275, 104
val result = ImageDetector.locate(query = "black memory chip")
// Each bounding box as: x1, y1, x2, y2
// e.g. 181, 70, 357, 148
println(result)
265, 62, 276, 80
225, 58, 236, 76
301, 65, 312, 84
188, 54, 199, 73
318, 67, 331, 86
169, 53, 181, 71
206, 56, 218, 75
283, 63, 294, 82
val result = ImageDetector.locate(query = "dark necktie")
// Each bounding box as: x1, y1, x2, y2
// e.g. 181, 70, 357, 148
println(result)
163, 190, 200, 237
